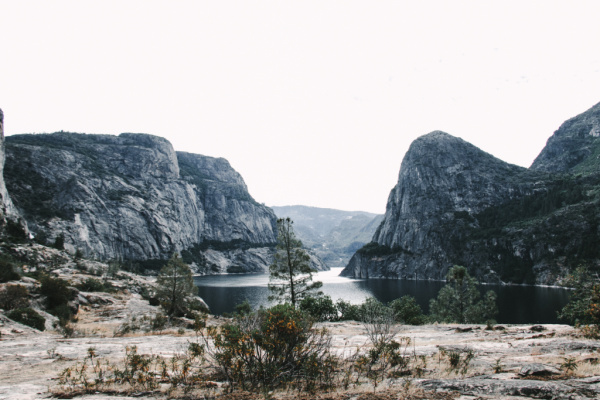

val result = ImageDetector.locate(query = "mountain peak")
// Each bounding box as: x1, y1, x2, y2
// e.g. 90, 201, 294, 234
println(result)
531, 101, 600, 173
343, 100, 600, 285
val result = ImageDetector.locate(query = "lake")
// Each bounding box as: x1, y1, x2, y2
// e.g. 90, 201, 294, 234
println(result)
194, 268, 572, 324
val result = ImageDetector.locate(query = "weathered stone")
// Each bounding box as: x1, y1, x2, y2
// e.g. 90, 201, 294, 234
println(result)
531, 101, 600, 174
4, 132, 280, 273
0, 108, 20, 225
341, 131, 534, 281
418, 377, 598, 399
341, 101, 600, 285
518, 363, 562, 377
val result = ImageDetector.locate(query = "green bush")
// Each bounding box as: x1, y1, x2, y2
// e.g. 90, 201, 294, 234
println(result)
558, 266, 600, 337
234, 300, 252, 316
359, 298, 398, 348
299, 295, 338, 321
0, 284, 29, 310
5, 219, 28, 243
34, 229, 49, 245
389, 295, 426, 325
40, 275, 77, 319
0, 256, 20, 283
206, 303, 336, 392
224, 300, 253, 318
335, 299, 361, 321
7, 307, 46, 331
76, 278, 113, 292
150, 313, 168, 332
53, 234, 65, 250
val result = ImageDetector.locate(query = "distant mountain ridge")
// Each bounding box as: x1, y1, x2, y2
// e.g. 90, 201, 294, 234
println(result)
342, 101, 600, 285
272, 205, 383, 268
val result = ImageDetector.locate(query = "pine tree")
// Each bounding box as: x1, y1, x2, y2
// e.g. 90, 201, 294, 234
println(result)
268, 218, 322, 307
156, 254, 197, 317
429, 265, 497, 323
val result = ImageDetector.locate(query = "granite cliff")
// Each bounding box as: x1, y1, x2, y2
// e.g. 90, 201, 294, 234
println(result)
342, 102, 600, 284
0, 109, 19, 228
4, 132, 280, 274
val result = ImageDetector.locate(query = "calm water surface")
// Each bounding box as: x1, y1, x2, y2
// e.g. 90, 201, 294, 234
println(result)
194, 268, 571, 324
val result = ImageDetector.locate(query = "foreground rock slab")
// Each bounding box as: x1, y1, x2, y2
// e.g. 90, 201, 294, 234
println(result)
2, 317, 600, 399
419, 376, 600, 399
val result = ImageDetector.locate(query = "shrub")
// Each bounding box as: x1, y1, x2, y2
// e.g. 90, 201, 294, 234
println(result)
53, 234, 65, 250
354, 337, 412, 391
335, 299, 361, 321
224, 300, 253, 318
0, 284, 29, 310
558, 266, 600, 337
150, 313, 168, 332
40, 275, 76, 311
359, 298, 398, 348
0, 256, 20, 283
186, 297, 210, 315
234, 300, 252, 316
206, 303, 336, 392
7, 307, 46, 331
34, 229, 49, 245
40, 275, 77, 326
299, 295, 337, 321
389, 295, 426, 325
440, 348, 475, 376
5, 219, 28, 243
76, 278, 113, 292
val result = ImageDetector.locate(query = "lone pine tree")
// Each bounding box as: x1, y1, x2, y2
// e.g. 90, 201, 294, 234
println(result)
156, 254, 197, 317
268, 218, 322, 307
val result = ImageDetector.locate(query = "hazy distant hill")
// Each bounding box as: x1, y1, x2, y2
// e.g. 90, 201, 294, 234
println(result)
272, 205, 383, 268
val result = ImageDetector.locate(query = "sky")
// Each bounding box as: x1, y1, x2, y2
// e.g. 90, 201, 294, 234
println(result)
1, 1, 600, 214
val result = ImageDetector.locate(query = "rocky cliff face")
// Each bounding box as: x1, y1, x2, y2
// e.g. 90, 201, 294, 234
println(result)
4, 132, 278, 274
531, 101, 600, 174
342, 102, 600, 284
0, 109, 19, 227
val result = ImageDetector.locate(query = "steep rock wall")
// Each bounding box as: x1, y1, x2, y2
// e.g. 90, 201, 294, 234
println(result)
0, 109, 19, 226
531, 101, 600, 174
342, 131, 537, 281
342, 102, 600, 284
4, 132, 279, 273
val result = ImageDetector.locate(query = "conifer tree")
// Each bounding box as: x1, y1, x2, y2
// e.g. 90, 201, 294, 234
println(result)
156, 254, 197, 316
268, 218, 322, 307
429, 265, 497, 323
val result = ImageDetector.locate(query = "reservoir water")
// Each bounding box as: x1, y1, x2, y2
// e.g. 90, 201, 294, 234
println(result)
194, 268, 571, 324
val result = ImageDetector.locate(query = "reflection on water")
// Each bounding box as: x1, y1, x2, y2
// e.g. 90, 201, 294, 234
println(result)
194, 268, 571, 324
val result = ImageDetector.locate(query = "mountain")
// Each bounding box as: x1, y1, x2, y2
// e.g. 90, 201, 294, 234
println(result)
0, 109, 19, 228
4, 132, 280, 274
341, 102, 600, 285
531, 101, 600, 174
272, 205, 383, 268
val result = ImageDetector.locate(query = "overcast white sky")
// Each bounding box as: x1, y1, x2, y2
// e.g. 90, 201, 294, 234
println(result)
2, 1, 600, 213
